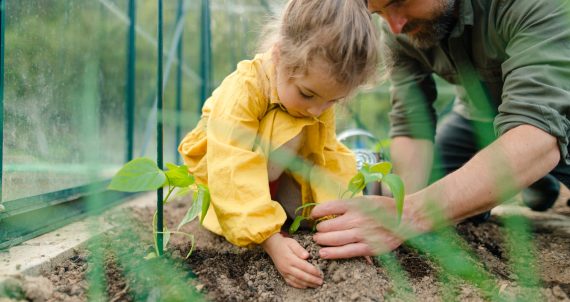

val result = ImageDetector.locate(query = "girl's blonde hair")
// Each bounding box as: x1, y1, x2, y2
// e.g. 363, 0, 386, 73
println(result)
260, 0, 379, 90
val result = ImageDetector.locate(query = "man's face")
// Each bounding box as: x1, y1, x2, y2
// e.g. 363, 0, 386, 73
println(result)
368, 0, 457, 49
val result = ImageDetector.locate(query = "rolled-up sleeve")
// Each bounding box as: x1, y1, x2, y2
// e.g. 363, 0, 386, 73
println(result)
495, 0, 570, 164
206, 69, 286, 247
382, 25, 438, 141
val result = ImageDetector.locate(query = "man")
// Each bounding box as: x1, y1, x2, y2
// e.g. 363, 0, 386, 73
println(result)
311, 0, 570, 259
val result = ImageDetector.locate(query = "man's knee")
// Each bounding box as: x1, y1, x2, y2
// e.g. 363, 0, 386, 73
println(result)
522, 174, 561, 211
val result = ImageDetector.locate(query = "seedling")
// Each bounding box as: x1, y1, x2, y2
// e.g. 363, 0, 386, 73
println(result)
108, 158, 210, 259
289, 161, 405, 234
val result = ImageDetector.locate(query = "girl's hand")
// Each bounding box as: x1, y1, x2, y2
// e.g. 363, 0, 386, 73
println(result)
261, 233, 323, 288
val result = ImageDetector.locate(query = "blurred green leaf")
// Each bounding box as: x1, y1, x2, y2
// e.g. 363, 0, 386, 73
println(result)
144, 252, 157, 260
108, 158, 166, 192
363, 171, 383, 184
348, 173, 366, 194
383, 173, 405, 223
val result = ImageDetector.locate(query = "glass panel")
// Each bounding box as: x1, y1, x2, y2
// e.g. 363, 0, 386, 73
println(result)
162, 0, 190, 165
172, 0, 271, 165
211, 0, 269, 86
133, 1, 157, 160
2, 0, 128, 201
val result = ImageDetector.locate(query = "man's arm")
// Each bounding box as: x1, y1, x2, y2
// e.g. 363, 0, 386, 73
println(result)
413, 124, 560, 223
312, 124, 560, 259
390, 136, 434, 193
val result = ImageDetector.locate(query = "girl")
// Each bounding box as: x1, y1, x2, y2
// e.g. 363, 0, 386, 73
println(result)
179, 0, 378, 288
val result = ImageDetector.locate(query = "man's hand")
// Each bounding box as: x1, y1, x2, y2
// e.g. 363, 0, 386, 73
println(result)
311, 196, 430, 259
261, 233, 323, 288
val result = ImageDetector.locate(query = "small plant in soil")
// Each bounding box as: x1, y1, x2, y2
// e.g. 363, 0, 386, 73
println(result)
108, 158, 210, 259
289, 161, 405, 234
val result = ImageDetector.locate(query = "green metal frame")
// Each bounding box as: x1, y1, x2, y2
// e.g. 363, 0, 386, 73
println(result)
0, 0, 5, 204
156, 0, 164, 256
0, 182, 134, 249
126, 0, 136, 162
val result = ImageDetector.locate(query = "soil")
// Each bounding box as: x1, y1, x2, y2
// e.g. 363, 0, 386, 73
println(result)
2, 188, 570, 301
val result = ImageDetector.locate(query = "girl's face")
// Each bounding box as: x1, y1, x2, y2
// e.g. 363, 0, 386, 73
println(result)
275, 57, 351, 118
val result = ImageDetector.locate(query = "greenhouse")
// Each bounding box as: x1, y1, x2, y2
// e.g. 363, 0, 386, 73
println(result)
1, 0, 570, 301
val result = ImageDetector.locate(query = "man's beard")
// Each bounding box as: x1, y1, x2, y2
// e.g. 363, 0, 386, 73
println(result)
402, 0, 456, 49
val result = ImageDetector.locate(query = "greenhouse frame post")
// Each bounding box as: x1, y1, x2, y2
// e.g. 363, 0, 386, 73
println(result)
175, 0, 184, 164
156, 0, 164, 256
199, 0, 211, 107
125, 0, 136, 162
0, 0, 5, 204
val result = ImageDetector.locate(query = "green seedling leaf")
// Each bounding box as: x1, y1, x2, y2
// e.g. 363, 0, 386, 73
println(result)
177, 184, 211, 230
175, 187, 192, 198
177, 198, 201, 230
289, 216, 305, 234
294, 202, 319, 216
198, 184, 211, 224
382, 173, 405, 224
369, 162, 392, 175
165, 163, 195, 188
108, 158, 166, 192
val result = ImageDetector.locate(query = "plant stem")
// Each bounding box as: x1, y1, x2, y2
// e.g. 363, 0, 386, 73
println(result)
163, 186, 175, 204
152, 211, 159, 255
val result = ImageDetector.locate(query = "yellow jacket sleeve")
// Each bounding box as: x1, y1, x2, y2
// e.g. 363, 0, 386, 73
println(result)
307, 107, 360, 205
203, 64, 286, 247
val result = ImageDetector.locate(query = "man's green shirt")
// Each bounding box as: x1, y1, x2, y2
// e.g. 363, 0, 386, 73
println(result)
384, 0, 570, 164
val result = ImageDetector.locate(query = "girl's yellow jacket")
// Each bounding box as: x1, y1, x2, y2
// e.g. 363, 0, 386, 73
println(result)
179, 52, 357, 247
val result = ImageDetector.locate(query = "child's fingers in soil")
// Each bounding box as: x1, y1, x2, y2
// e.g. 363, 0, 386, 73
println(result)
286, 266, 323, 288
288, 239, 310, 259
